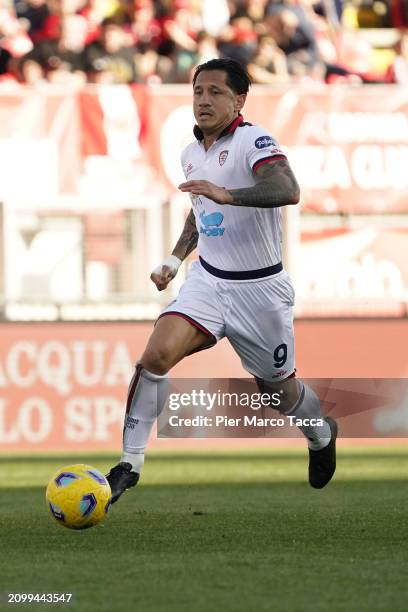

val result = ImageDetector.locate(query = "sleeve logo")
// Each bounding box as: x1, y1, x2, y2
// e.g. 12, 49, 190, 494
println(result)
255, 136, 276, 149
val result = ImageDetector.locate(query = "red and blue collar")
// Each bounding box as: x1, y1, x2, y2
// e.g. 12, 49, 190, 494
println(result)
193, 113, 245, 141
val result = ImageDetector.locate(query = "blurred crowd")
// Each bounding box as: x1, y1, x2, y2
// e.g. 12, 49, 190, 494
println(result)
0, 0, 407, 85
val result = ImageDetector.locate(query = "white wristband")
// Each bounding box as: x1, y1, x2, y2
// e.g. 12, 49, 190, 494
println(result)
152, 255, 182, 276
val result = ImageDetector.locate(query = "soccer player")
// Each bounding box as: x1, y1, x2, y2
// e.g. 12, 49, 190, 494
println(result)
107, 58, 337, 502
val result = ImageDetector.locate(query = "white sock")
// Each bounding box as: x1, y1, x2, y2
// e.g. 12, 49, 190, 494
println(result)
121, 363, 169, 473
287, 382, 331, 451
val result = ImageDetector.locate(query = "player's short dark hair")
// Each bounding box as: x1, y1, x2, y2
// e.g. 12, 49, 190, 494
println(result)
192, 58, 251, 95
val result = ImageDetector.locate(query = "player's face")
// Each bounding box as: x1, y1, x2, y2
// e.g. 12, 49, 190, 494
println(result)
193, 70, 245, 135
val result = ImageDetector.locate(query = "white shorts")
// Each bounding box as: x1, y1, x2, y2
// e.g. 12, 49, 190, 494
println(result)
159, 260, 295, 380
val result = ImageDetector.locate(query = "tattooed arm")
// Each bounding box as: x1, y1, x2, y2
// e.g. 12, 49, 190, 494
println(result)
172, 208, 199, 260
178, 159, 300, 208
150, 208, 198, 291
229, 159, 300, 208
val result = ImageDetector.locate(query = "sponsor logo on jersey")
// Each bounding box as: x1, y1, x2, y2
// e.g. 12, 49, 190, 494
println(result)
255, 136, 276, 149
199, 210, 225, 237
185, 162, 194, 175
219, 150, 229, 166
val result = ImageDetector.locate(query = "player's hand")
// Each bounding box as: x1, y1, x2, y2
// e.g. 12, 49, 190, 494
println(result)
178, 180, 233, 205
150, 255, 182, 291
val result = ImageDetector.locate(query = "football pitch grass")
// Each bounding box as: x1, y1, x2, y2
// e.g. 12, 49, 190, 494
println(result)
1, 447, 408, 612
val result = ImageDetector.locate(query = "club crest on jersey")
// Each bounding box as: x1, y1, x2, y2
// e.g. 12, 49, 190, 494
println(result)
219, 150, 229, 166
255, 136, 276, 149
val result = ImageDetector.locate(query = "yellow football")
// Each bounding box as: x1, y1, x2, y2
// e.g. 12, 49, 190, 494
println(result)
46, 464, 112, 530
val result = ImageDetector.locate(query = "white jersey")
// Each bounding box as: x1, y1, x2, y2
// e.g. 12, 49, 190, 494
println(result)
181, 115, 287, 272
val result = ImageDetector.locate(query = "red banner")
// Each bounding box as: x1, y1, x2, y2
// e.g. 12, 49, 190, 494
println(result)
0, 88, 81, 198
297, 225, 408, 317
1, 85, 408, 320
1, 84, 407, 212
141, 85, 408, 214
0, 323, 136, 451
1, 321, 408, 451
